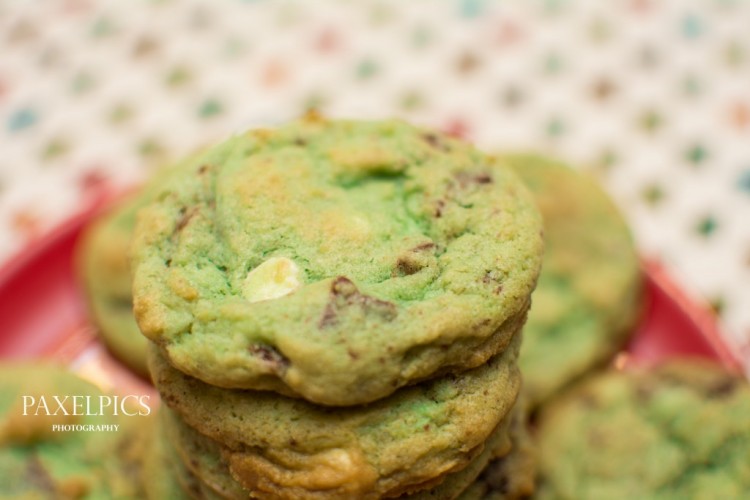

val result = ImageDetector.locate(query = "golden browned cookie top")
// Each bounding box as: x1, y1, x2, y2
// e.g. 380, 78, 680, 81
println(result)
132, 116, 543, 405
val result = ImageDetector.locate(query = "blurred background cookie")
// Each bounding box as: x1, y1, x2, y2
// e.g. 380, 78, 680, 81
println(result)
536, 360, 750, 499
501, 154, 643, 407
77, 192, 149, 377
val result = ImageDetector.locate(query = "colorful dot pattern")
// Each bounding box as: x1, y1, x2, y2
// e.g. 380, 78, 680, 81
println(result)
0, 0, 749, 368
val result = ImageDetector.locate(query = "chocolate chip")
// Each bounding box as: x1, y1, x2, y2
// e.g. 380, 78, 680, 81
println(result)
360, 295, 397, 320
197, 164, 210, 174
347, 349, 360, 360
434, 199, 445, 217
635, 384, 654, 403
474, 173, 492, 184
319, 303, 338, 328
422, 132, 451, 152
483, 456, 510, 492
482, 270, 504, 294
294, 137, 307, 147
578, 392, 600, 409
330, 276, 357, 297
175, 206, 199, 232
706, 377, 739, 399
413, 242, 436, 251
320, 277, 397, 328
25, 455, 56, 494
394, 257, 422, 277
248, 345, 289, 374
455, 171, 493, 188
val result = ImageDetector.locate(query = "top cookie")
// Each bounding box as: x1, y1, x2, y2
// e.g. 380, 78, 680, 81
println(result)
536, 361, 750, 499
502, 154, 642, 407
131, 116, 543, 405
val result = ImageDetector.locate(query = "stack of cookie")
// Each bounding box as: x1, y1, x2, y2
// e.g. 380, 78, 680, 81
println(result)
131, 116, 544, 498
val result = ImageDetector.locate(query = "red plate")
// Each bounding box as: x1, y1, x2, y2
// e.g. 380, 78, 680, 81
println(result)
0, 199, 742, 396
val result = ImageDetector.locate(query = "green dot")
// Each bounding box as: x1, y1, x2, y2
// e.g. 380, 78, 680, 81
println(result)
166, 66, 192, 87
681, 14, 703, 39
411, 25, 433, 48
543, 0, 564, 14
223, 37, 247, 58
708, 296, 725, 316
589, 18, 612, 42
399, 90, 425, 111
138, 138, 164, 158
90, 17, 115, 38
369, 3, 394, 25
595, 149, 618, 171
695, 215, 718, 237
641, 184, 665, 206
543, 52, 564, 75
108, 103, 133, 124
355, 58, 379, 80
304, 92, 327, 112
546, 117, 566, 137
682, 74, 702, 96
198, 98, 223, 118
41, 137, 69, 160
686, 144, 708, 165
638, 109, 663, 133
725, 39, 745, 67
71, 71, 95, 95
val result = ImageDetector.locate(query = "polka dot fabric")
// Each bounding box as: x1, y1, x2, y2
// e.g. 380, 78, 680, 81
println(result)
1, 0, 748, 370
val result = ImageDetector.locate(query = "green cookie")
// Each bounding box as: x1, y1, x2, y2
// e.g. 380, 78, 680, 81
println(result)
142, 411, 220, 500
78, 155, 204, 378
132, 116, 543, 406
148, 333, 522, 499
536, 361, 750, 499
0, 363, 149, 499
163, 404, 515, 500
502, 154, 642, 407
161, 407, 249, 499
460, 395, 537, 499
78, 192, 150, 378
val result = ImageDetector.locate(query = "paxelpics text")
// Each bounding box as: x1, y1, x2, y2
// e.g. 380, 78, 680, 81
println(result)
21, 395, 152, 417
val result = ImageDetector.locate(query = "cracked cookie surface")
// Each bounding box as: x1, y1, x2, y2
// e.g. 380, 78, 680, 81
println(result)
132, 117, 542, 405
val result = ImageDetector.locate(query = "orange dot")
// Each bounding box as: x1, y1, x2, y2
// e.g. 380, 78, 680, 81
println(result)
11, 210, 41, 240
730, 102, 749, 130
261, 60, 288, 89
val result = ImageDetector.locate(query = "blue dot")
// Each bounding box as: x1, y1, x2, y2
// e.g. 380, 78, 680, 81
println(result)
459, 0, 484, 18
737, 168, 750, 194
7, 108, 37, 132
681, 14, 703, 39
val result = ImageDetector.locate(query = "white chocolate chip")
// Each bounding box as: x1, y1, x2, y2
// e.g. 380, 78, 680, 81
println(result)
242, 257, 301, 303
